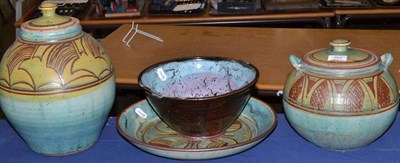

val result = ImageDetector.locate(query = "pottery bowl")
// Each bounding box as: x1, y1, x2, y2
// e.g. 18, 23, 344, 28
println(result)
138, 56, 259, 138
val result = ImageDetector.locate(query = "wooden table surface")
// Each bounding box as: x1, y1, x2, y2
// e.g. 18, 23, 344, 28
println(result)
100, 25, 400, 91
335, 8, 400, 15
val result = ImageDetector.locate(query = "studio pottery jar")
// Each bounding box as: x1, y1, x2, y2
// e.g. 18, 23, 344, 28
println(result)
0, 2, 115, 155
283, 39, 399, 150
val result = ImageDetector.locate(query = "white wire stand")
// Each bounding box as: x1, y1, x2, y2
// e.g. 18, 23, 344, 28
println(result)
122, 21, 164, 47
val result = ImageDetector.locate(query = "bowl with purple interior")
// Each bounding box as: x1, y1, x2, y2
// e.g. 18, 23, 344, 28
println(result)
138, 56, 259, 138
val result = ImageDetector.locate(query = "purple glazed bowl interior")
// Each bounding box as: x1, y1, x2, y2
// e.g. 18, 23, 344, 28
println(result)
138, 56, 259, 138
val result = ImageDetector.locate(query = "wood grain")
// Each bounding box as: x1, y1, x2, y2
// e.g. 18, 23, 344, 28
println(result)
101, 25, 400, 91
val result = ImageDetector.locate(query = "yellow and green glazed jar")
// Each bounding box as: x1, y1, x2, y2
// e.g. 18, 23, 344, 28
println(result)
0, 2, 115, 155
283, 39, 399, 150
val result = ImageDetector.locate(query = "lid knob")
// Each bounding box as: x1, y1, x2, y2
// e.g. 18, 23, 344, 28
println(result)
39, 2, 57, 17
330, 39, 351, 53
31, 2, 69, 26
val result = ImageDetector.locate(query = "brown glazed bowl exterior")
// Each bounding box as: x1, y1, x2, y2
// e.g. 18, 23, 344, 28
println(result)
138, 56, 259, 138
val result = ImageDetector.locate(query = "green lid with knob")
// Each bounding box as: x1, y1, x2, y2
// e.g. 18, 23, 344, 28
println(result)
288, 38, 394, 78
19, 1, 82, 42
302, 38, 379, 70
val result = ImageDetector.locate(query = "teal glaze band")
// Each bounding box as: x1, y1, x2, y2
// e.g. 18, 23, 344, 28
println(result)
20, 24, 82, 42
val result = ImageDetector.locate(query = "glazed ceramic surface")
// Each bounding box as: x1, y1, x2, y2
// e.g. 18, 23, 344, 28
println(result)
138, 56, 259, 137
283, 39, 399, 150
0, 2, 115, 155
117, 97, 277, 160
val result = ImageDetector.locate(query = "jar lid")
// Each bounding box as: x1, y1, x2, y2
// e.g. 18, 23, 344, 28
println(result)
20, 2, 82, 42
300, 39, 382, 77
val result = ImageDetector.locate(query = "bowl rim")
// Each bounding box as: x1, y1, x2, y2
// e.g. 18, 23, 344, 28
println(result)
138, 56, 260, 100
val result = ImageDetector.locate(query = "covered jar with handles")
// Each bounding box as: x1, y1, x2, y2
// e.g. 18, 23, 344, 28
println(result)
283, 38, 399, 150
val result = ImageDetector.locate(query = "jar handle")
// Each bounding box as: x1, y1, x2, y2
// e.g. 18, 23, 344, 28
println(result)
289, 54, 302, 71
381, 53, 393, 71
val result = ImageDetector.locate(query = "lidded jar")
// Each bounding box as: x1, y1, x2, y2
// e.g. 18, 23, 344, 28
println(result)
283, 38, 399, 150
0, 2, 115, 155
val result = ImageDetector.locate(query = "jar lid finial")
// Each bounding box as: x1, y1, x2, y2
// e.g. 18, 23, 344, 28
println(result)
31, 2, 69, 26
330, 38, 351, 53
